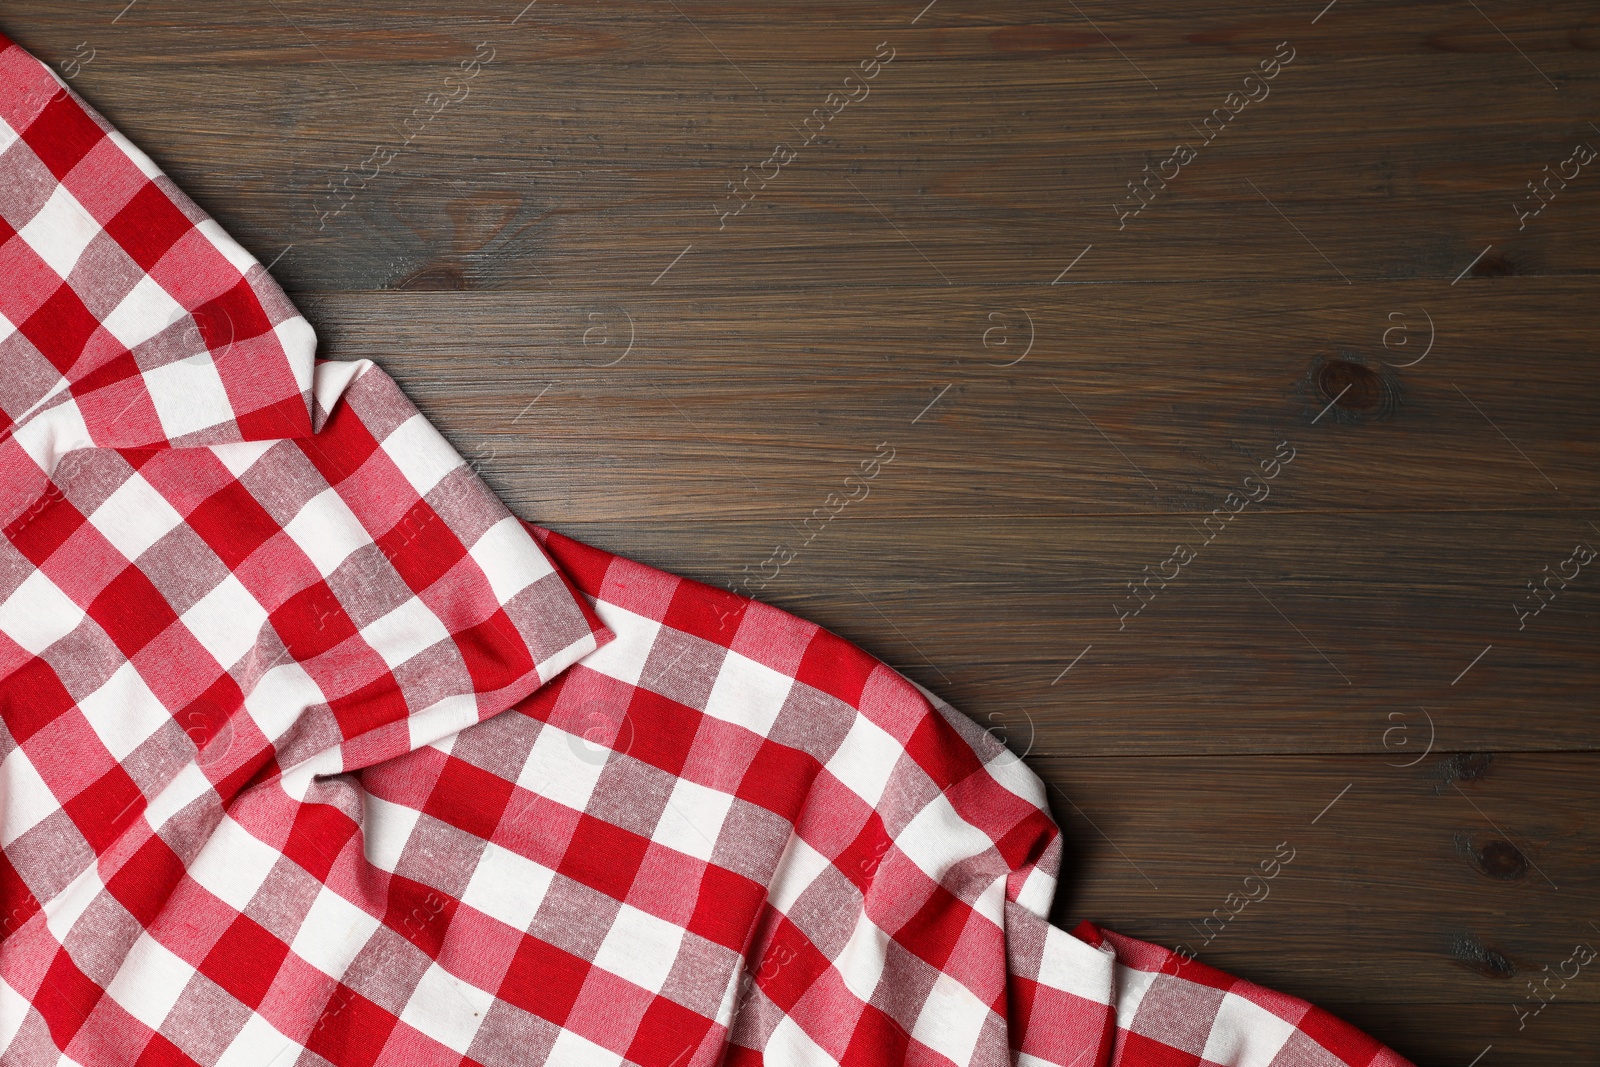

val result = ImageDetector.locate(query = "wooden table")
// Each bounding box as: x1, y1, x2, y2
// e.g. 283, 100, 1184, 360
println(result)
8, 1, 1596, 1060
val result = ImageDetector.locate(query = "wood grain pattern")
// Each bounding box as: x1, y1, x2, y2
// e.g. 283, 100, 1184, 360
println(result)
1038, 753, 1599, 1060
6, 0, 1596, 1059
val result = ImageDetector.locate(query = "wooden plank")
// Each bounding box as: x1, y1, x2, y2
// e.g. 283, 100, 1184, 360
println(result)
535, 515, 1600, 756
296, 286, 1600, 518
1330, 1003, 1595, 1067
4, 7, 1591, 289
67, 53, 1600, 288
1029, 753, 1600, 1061
8, 0, 1600, 64
1037, 755, 1598, 999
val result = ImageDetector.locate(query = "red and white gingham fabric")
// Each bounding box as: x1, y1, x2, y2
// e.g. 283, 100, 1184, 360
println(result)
0, 31, 1415, 1067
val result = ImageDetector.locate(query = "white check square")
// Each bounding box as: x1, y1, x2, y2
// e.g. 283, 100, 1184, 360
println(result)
583, 603, 660, 688
399, 963, 495, 1055
911, 972, 990, 1065
17, 185, 98, 279
141, 355, 234, 440
518, 724, 607, 814
361, 595, 451, 670
243, 659, 325, 742
824, 714, 903, 808
895, 792, 997, 883
546, 1028, 625, 1067
652, 777, 734, 861
100, 276, 186, 349
213, 1013, 296, 1067
77, 661, 172, 762
106, 933, 195, 1030
0, 748, 59, 847
462, 843, 554, 933
702, 650, 793, 737
383, 413, 463, 499
90, 472, 186, 563
362, 793, 424, 874
187, 815, 283, 913
291, 886, 381, 980
0, 569, 84, 655
182, 573, 268, 670
834, 909, 889, 1003
1200, 991, 1299, 1065
593, 903, 684, 995
284, 486, 369, 578
469, 516, 554, 605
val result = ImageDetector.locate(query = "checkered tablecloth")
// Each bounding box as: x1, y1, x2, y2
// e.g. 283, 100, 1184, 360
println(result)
0, 29, 1414, 1067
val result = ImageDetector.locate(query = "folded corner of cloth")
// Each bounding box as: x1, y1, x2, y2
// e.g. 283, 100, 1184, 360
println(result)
0, 27, 326, 472
0, 27, 1414, 1067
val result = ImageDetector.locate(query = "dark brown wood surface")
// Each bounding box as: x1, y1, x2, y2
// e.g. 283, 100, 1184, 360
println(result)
7, 1, 1596, 1061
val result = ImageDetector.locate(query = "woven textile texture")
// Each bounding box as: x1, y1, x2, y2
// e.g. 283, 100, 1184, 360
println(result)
0, 31, 1414, 1067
